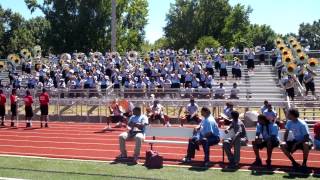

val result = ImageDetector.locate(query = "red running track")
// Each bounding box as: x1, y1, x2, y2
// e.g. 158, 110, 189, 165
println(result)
0, 121, 319, 173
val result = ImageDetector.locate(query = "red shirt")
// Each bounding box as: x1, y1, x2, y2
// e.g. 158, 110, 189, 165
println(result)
0, 94, 6, 106
39, 92, 49, 105
10, 95, 17, 105
24, 95, 33, 107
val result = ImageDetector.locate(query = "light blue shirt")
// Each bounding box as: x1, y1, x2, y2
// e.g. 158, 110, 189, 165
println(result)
263, 109, 277, 121
285, 119, 310, 141
128, 115, 149, 133
199, 115, 220, 137
256, 123, 279, 140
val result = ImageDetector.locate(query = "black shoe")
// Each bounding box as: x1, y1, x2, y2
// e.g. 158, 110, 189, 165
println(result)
45, 123, 48, 128
252, 158, 262, 166
10, 122, 14, 127
266, 160, 272, 169
0, 122, 4, 126
26, 123, 30, 128
40, 123, 43, 128
292, 161, 301, 169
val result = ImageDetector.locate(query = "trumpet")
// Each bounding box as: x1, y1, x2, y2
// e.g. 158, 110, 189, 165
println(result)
128, 51, 138, 61
0, 61, 6, 71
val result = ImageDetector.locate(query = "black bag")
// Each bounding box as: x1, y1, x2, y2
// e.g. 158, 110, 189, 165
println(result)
144, 150, 163, 169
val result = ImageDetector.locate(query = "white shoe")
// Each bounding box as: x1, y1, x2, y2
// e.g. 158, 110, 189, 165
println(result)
165, 122, 171, 127
103, 125, 112, 130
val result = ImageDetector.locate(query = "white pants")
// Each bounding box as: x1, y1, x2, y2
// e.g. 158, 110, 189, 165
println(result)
119, 132, 144, 157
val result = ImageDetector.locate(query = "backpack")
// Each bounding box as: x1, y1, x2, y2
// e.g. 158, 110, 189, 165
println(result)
144, 150, 163, 169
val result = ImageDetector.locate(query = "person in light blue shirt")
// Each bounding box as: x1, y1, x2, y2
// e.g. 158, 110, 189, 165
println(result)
281, 108, 312, 170
252, 114, 280, 168
260, 100, 269, 114
263, 104, 277, 122
182, 107, 220, 167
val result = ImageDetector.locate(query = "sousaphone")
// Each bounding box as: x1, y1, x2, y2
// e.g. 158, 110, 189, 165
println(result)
128, 51, 138, 61
0, 61, 6, 71
33, 45, 42, 58
306, 58, 318, 76
243, 48, 250, 55
7, 54, 21, 66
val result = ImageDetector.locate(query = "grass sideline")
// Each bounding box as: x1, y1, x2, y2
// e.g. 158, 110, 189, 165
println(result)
0, 156, 318, 180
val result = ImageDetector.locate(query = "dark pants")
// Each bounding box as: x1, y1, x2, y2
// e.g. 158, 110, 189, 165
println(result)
186, 134, 220, 162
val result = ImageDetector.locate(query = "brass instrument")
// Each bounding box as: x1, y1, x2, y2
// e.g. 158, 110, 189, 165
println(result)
296, 53, 308, 65
20, 49, 30, 59
33, 45, 42, 58
286, 63, 297, 76
243, 48, 250, 55
165, 49, 171, 56
93, 52, 102, 61
0, 61, 6, 71
255, 46, 262, 53
207, 55, 212, 60
111, 52, 120, 59
7, 54, 21, 66
230, 47, 236, 53
282, 54, 294, 65
128, 51, 138, 61
178, 48, 185, 55
306, 58, 318, 76
204, 48, 210, 55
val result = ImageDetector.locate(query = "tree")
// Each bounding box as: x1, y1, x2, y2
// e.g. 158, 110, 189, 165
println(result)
299, 20, 320, 49
246, 24, 276, 50
164, 0, 254, 50
195, 36, 220, 51
25, 0, 148, 54
152, 37, 170, 50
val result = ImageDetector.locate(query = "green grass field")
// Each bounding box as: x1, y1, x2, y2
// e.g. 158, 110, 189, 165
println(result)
0, 156, 318, 180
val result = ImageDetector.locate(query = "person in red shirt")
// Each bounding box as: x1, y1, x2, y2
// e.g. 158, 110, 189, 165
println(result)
24, 90, 33, 128
10, 89, 18, 127
0, 89, 6, 126
39, 88, 49, 128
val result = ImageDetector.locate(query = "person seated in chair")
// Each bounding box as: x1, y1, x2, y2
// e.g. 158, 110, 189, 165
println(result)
223, 111, 247, 169
118, 107, 149, 164
182, 107, 220, 167
147, 100, 171, 127
252, 114, 280, 168
178, 97, 200, 126
280, 108, 313, 170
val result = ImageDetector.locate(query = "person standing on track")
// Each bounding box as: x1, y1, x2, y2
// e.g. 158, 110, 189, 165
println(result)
24, 90, 33, 128
0, 89, 6, 126
39, 88, 50, 128
10, 89, 18, 127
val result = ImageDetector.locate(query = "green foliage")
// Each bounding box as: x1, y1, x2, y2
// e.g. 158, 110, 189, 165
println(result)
299, 20, 320, 49
195, 36, 220, 51
164, 0, 276, 51
24, 0, 148, 54
153, 37, 170, 50
246, 24, 277, 50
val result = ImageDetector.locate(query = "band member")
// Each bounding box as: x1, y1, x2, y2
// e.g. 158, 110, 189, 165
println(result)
147, 100, 170, 127
234, 59, 242, 80
252, 114, 280, 168
39, 88, 49, 128
24, 90, 33, 128
118, 107, 148, 164
0, 89, 6, 126
315, 122, 320, 150
281, 75, 295, 101
223, 111, 247, 169
214, 83, 225, 99
219, 58, 228, 80
247, 49, 255, 72
10, 89, 18, 127
230, 83, 240, 99
263, 104, 277, 123
303, 68, 315, 97
260, 100, 269, 114
178, 97, 200, 126
281, 108, 312, 170
182, 107, 220, 167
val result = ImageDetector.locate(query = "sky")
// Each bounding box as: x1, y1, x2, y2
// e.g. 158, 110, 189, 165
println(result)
1, 0, 320, 43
